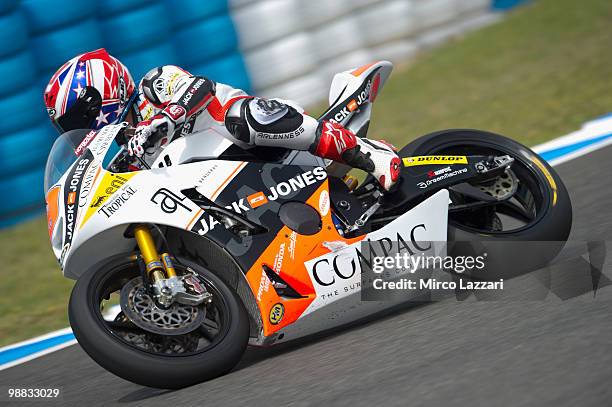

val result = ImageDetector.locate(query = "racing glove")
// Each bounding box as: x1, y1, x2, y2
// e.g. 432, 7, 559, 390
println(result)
127, 104, 187, 157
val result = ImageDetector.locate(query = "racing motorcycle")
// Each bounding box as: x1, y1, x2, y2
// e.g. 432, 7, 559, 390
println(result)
44, 61, 571, 388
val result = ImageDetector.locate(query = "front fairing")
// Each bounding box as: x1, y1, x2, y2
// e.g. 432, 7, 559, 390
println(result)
44, 124, 125, 266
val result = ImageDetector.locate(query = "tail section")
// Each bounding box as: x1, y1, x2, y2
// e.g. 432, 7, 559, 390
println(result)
319, 61, 393, 138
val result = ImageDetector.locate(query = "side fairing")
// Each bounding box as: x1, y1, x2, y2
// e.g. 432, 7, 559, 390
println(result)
272, 189, 449, 342
236, 182, 449, 341
63, 159, 329, 280
186, 163, 329, 271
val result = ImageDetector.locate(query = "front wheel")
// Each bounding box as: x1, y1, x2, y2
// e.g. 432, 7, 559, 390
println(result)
399, 129, 572, 278
68, 257, 250, 389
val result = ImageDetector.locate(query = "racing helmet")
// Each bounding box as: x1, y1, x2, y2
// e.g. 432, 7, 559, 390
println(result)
44, 48, 137, 134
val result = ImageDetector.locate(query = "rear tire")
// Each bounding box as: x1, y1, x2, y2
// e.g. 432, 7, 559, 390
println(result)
69, 257, 249, 389
399, 129, 572, 278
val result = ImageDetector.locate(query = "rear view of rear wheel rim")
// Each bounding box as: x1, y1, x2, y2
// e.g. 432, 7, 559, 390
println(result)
399, 129, 572, 278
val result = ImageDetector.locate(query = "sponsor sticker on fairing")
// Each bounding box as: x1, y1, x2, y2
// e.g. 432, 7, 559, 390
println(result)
195, 163, 219, 185
329, 80, 372, 123
88, 125, 120, 156
257, 268, 271, 302
427, 166, 451, 178
306, 224, 433, 298
151, 188, 192, 214
97, 185, 137, 218
62, 150, 95, 261
402, 156, 468, 166
79, 172, 136, 227
318, 190, 330, 216
418, 168, 468, 189
288, 231, 297, 260
78, 162, 100, 210
273, 243, 285, 273
269, 303, 284, 325
191, 167, 327, 236
74, 130, 98, 156
247, 191, 268, 208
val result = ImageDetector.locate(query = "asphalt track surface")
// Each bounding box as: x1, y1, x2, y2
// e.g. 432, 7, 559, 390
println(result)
2, 145, 612, 407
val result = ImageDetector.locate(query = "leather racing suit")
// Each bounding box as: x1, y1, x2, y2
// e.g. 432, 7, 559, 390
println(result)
129, 65, 401, 190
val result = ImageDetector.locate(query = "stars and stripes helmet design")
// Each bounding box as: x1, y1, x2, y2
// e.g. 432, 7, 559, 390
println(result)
44, 48, 136, 134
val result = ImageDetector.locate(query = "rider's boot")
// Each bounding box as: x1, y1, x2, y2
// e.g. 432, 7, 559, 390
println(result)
310, 121, 401, 191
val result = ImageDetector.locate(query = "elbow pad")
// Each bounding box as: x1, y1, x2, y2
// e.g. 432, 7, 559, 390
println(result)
224, 97, 254, 143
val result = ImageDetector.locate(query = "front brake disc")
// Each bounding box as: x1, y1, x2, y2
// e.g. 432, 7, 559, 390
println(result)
119, 277, 205, 336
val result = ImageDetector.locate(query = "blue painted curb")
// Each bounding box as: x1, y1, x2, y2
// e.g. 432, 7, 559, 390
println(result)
0, 332, 75, 366
538, 132, 612, 162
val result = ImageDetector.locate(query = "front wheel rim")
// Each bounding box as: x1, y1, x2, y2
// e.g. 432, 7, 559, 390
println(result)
92, 262, 232, 357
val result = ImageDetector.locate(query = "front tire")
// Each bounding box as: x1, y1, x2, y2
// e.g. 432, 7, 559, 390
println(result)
69, 257, 250, 389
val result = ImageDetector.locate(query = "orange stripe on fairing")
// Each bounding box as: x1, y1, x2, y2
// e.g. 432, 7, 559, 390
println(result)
46, 186, 61, 239
210, 162, 247, 200
186, 208, 204, 230
351, 62, 376, 77
245, 180, 365, 337
91, 167, 102, 186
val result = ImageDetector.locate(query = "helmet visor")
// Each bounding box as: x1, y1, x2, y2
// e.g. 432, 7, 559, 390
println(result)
54, 86, 102, 134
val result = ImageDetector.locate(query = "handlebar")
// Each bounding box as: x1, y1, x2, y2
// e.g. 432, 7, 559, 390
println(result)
110, 121, 171, 172
109, 124, 145, 172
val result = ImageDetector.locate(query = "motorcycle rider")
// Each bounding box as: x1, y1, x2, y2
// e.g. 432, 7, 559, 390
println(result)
44, 48, 401, 190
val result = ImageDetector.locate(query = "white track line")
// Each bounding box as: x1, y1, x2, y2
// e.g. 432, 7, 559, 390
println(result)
0, 339, 78, 372
0, 328, 76, 372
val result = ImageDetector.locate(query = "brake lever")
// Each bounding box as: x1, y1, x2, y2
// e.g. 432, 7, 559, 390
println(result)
135, 155, 151, 170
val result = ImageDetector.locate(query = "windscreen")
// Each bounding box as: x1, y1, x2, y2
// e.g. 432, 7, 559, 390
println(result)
43, 129, 93, 192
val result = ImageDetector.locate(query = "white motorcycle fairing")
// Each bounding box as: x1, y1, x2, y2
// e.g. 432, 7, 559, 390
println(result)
44, 60, 451, 345
46, 124, 449, 345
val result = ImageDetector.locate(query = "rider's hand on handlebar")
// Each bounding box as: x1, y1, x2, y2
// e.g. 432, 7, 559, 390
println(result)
127, 128, 148, 157
127, 104, 187, 157
127, 115, 170, 157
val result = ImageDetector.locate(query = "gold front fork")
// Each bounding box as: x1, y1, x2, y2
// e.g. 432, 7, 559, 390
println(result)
133, 224, 176, 281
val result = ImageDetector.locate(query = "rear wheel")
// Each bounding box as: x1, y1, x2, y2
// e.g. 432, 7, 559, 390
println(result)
69, 257, 249, 389
399, 129, 572, 278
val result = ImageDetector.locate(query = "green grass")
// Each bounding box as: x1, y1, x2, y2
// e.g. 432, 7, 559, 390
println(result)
0, 217, 73, 346
2, 0, 612, 347
367, 0, 612, 146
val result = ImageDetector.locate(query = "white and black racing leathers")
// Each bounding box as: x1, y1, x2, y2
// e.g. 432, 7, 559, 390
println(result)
130, 65, 400, 190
